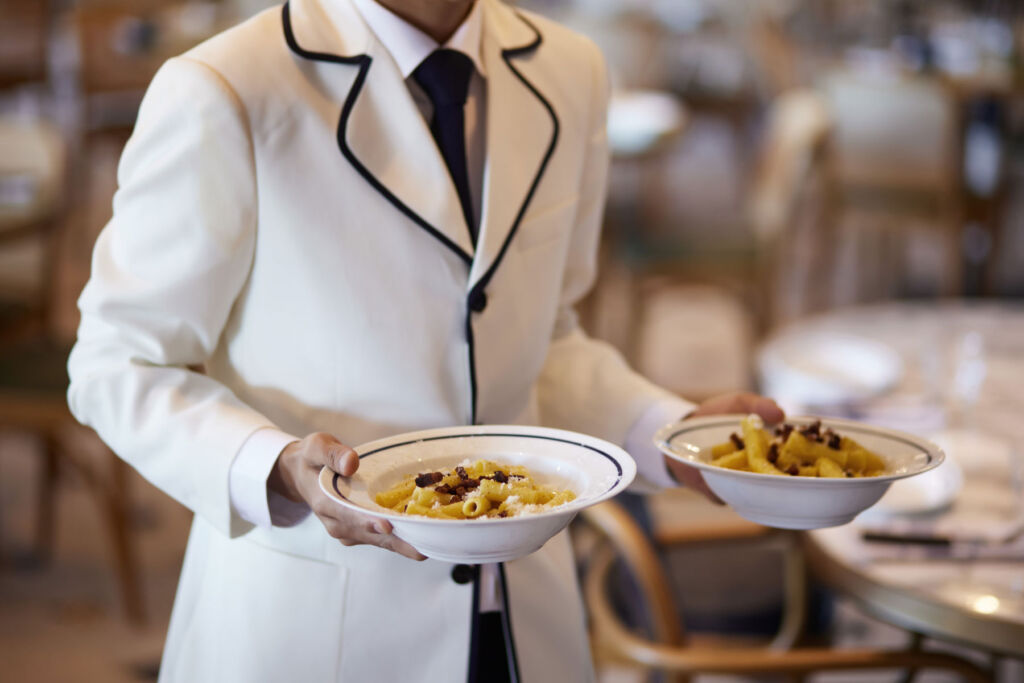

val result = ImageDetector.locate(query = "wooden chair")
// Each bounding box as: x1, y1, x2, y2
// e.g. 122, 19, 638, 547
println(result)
0, 119, 66, 343
72, 0, 180, 135
73, 0, 228, 134
580, 500, 991, 682
0, 347, 144, 626
818, 69, 962, 298
0, 0, 52, 89
604, 87, 832, 364
0, 116, 145, 624
70, 0, 225, 259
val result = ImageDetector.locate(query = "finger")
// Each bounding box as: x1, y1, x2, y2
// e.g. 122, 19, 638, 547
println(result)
665, 458, 724, 505
379, 533, 427, 561
749, 396, 785, 425
318, 513, 374, 546
313, 499, 425, 560
690, 392, 784, 423
688, 397, 724, 417
690, 476, 725, 505
340, 517, 426, 561
689, 392, 743, 417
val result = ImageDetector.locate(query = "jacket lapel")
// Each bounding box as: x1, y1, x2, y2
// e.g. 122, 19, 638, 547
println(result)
345, 38, 475, 260
284, 0, 559, 277
283, 0, 474, 263
282, 0, 374, 105
469, 0, 559, 289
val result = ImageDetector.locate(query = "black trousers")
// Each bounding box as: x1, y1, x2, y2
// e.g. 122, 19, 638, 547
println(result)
468, 611, 512, 683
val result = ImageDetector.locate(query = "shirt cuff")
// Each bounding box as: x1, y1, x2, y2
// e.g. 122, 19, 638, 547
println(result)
229, 427, 308, 528
624, 396, 696, 490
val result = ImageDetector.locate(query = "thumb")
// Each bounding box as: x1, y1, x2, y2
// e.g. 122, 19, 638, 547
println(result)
321, 440, 359, 476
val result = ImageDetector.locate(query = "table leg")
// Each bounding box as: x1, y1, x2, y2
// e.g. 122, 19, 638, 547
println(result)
896, 631, 924, 683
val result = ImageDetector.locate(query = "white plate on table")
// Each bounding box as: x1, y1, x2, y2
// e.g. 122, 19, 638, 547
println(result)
319, 425, 636, 563
654, 415, 944, 530
758, 331, 903, 408
608, 90, 687, 156
868, 439, 964, 517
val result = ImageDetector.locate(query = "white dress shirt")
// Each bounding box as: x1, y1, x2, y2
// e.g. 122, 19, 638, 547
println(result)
228, 0, 693, 548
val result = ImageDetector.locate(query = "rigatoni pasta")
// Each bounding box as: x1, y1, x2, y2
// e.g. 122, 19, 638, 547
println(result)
709, 416, 887, 478
374, 460, 575, 519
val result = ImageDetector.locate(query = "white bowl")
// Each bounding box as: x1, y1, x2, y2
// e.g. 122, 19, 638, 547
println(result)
758, 331, 903, 408
654, 415, 944, 530
319, 425, 636, 563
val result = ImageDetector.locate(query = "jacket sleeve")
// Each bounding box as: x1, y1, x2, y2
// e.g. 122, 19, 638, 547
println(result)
67, 57, 278, 538
534, 40, 692, 485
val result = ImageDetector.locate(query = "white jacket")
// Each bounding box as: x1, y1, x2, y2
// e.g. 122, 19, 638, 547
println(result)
68, 0, 679, 680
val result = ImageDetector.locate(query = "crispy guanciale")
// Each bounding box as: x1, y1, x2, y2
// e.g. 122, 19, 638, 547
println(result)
414, 471, 444, 487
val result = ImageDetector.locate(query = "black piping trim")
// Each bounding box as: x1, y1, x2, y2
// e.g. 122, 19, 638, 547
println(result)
282, 2, 473, 267
467, 12, 559, 424
497, 563, 522, 683
282, 3, 559, 427
466, 313, 479, 424
281, 2, 363, 65
466, 565, 483, 683
357, 432, 623, 479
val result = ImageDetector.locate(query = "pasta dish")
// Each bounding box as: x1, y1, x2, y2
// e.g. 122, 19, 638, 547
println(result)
374, 459, 576, 519
710, 416, 886, 477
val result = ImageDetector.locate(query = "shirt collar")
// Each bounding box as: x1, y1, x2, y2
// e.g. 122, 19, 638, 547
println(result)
351, 0, 486, 79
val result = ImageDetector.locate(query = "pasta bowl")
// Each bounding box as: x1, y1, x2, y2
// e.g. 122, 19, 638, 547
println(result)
654, 415, 944, 530
318, 425, 636, 563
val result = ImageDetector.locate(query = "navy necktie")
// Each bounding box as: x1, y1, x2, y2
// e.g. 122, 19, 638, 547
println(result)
413, 49, 476, 244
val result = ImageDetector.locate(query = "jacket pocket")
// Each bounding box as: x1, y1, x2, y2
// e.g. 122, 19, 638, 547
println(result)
164, 533, 347, 683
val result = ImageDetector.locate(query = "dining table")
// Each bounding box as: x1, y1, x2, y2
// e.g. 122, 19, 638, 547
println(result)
759, 301, 1024, 675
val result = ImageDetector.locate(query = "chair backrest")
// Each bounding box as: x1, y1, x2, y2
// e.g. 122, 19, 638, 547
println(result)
0, 0, 52, 88
73, 2, 170, 97
581, 506, 992, 682
0, 119, 65, 233
73, 0, 224, 134
747, 13, 801, 98
819, 70, 957, 194
580, 501, 687, 647
748, 88, 831, 243
0, 118, 67, 332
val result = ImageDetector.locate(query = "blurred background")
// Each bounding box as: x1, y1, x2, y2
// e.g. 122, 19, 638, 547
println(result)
1, 0, 1022, 680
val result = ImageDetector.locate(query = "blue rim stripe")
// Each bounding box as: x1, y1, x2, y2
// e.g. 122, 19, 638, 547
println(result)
360, 432, 623, 476
665, 418, 933, 464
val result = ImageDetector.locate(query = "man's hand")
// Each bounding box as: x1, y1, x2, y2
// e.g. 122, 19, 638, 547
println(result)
269, 432, 426, 561
688, 391, 784, 423
666, 391, 785, 504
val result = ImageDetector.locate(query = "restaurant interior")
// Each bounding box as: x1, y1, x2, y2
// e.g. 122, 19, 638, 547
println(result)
0, 0, 1022, 680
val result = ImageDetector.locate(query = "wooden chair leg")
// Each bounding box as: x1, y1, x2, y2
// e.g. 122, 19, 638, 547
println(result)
105, 452, 145, 625
34, 434, 60, 564
43, 433, 147, 625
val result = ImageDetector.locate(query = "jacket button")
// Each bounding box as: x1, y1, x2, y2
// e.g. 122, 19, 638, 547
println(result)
451, 564, 474, 585
468, 290, 487, 313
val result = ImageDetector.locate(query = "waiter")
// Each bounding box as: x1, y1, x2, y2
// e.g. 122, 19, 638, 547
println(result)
68, 0, 781, 680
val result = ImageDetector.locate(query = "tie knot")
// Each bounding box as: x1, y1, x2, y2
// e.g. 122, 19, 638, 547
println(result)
413, 49, 474, 108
